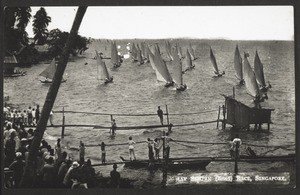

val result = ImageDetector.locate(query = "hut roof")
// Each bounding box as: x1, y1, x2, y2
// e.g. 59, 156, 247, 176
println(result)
4, 55, 18, 64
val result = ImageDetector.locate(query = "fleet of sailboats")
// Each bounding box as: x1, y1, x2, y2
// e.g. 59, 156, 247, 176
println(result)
39, 58, 66, 83
209, 47, 225, 77
37, 40, 271, 98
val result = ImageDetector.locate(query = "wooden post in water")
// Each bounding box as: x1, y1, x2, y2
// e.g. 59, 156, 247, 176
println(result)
217, 106, 221, 129
165, 105, 170, 126
61, 107, 65, 139
162, 130, 166, 159
222, 105, 226, 130
234, 142, 240, 174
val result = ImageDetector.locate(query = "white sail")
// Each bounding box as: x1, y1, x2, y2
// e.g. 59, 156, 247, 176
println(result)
154, 46, 173, 83
210, 47, 219, 74
110, 41, 119, 65
165, 41, 173, 61
97, 54, 110, 80
172, 48, 183, 85
243, 54, 260, 98
254, 50, 266, 87
234, 45, 243, 81
148, 49, 157, 71
188, 42, 195, 60
40, 58, 56, 79
184, 49, 193, 70
131, 43, 138, 60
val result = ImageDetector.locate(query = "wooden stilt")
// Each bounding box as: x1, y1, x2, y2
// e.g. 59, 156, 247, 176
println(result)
162, 131, 166, 159
222, 105, 226, 130
217, 106, 221, 129
61, 107, 65, 139
234, 142, 240, 174
166, 105, 169, 126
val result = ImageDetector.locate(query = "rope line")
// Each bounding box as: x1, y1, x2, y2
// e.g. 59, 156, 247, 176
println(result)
85, 141, 146, 147
53, 109, 218, 116
243, 143, 295, 148
173, 120, 218, 127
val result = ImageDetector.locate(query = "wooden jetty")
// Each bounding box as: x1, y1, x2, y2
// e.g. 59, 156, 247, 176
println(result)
121, 158, 211, 171
221, 95, 274, 131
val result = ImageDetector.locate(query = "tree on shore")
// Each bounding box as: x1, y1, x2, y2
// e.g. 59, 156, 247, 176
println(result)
33, 7, 51, 45
47, 28, 89, 58
4, 7, 32, 52
19, 6, 88, 187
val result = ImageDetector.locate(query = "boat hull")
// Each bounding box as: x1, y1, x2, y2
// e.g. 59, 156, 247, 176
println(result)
4, 72, 26, 77
104, 77, 113, 84
176, 84, 187, 91
40, 79, 67, 83
124, 159, 211, 171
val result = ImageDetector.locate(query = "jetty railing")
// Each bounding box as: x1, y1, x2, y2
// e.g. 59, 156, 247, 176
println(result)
46, 105, 222, 139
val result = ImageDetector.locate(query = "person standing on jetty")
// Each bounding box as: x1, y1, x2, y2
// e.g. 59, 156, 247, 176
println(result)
232, 134, 242, 159
157, 106, 164, 125
49, 110, 54, 126
162, 132, 172, 160
79, 141, 85, 164
110, 163, 120, 188
153, 138, 161, 160
35, 105, 40, 125
147, 138, 154, 160
100, 142, 106, 164
128, 136, 136, 161
111, 119, 117, 136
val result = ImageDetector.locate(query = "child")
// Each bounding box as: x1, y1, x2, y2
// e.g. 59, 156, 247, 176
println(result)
128, 136, 136, 161
100, 142, 106, 164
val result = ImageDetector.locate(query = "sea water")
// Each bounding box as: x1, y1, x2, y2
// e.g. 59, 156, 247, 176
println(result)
3, 39, 295, 187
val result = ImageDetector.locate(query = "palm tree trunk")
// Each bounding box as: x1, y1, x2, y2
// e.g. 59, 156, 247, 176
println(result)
19, 6, 87, 188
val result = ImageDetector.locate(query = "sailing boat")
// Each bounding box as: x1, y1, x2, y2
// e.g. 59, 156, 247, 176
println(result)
210, 47, 225, 77
182, 49, 195, 73
111, 41, 121, 68
243, 53, 266, 104
39, 58, 66, 83
136, 44, 144, 65
172, 48, 187, 91
144, 44, 151, 63
188, 43, 196, 61
153, 45, 174, 87
254, 50, 271, 92
96, 51, 113, 84
234, 45, 244, 85
131, 43, 138, 61
165, 40, 173, 61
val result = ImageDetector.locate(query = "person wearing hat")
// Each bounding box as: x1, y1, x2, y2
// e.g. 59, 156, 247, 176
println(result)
9, 152, 25, 188
110, 163, 120, 188
63, 161, 80, 188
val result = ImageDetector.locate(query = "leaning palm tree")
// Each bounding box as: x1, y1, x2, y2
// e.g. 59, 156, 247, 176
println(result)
19, 6, 87, 187
33, 7, 51, 45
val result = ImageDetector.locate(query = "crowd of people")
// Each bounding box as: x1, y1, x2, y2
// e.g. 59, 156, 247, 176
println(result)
3, 107, 121, 189
3, 104, 175, 188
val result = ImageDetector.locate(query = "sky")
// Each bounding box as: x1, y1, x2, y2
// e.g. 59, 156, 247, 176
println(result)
25, 6, 294, 40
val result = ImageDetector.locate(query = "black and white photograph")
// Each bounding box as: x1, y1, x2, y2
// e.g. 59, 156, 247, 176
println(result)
2, 5, 296, 191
